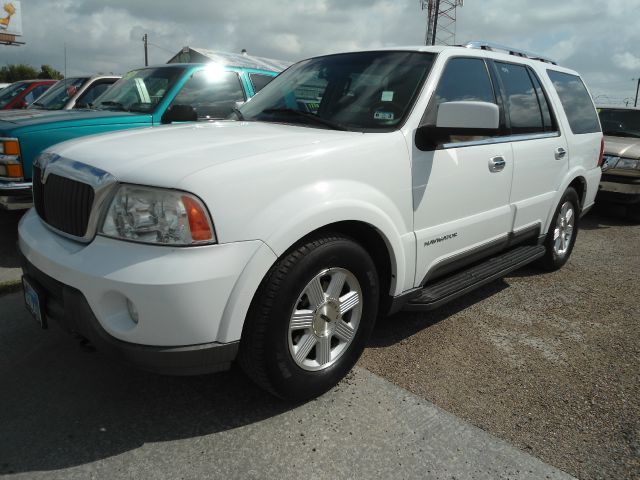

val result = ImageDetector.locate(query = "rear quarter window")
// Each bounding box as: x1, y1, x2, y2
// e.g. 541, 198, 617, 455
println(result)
547, 70, 600, 134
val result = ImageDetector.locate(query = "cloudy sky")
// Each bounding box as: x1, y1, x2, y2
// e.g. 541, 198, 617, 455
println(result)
3, 0, 640, 104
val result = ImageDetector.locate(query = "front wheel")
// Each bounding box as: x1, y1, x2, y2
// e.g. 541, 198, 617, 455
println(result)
538, 187, 580, 271
239, 234, 379, 400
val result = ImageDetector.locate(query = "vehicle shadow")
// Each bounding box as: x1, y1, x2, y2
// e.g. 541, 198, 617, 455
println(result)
0, 317, 298, 475
368, 279, 508, 348
0, 209, 24, 269
580, 204, 638, 230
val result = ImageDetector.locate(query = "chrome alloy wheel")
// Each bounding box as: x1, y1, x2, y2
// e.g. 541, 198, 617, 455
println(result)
553, 201, 575, 257
288, 267, 363, 371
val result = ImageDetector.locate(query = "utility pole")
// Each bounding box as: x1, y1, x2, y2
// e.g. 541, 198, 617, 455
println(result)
421, 0, 464, 46
143, 34, 148, 66
634, 78, 639, 107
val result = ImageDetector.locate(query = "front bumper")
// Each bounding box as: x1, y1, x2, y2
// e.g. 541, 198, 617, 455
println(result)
0, 180, 32, 210
18, 208, 271, 348
598, 173, 640, 205
22, 255, 239, 375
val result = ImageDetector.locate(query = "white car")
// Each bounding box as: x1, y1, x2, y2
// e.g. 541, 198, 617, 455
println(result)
19, 42, 603, 399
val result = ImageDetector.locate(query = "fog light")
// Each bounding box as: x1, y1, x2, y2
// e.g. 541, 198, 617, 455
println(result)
126, 299, 139, 324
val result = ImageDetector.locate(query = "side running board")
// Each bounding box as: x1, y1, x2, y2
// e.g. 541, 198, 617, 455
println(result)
404, 245, 546, 311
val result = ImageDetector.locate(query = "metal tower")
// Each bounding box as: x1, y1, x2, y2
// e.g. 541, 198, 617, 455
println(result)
421, 0, 464, 46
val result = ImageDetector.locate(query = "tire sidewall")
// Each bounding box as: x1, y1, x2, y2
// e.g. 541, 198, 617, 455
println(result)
545, 188, 580, 269
263, 238, 379, 399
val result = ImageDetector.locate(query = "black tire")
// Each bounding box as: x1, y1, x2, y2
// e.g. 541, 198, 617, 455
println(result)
537, 187, 580, 271
238, 234, 379, 400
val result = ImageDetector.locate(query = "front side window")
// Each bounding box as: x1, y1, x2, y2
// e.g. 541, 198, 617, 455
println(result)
249, 73, 275, 93
598, 109, 640, 138
423, 57, 498, 143
93, 67, 185, 113
237, 51, 435, 132
29, 78, 87, 110
75, 81, 115, 108
0, 82, 29, 108
495, 62, 544, 134
547, 70, 600, 134
170, 69, 245, 119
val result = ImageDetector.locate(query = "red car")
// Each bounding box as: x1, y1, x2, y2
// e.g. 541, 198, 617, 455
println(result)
0, 79, 57, 110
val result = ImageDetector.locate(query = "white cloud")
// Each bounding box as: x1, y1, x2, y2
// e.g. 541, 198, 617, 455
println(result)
1, 0, 639, 101
612, 52, 640, 71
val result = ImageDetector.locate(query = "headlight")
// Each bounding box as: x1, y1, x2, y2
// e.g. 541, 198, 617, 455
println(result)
614, 157, 640, 170
100, 185, 216, 245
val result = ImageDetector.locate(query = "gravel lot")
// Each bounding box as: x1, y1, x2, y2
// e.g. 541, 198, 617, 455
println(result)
360, 205, 640, 480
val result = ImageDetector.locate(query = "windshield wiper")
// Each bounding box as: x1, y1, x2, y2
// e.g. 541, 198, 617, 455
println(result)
98, 100, 128, 111
30, 102, 46, 109
260, 108, 347, 131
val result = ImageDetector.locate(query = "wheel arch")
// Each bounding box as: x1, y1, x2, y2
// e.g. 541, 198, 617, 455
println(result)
216, 215, 408, 344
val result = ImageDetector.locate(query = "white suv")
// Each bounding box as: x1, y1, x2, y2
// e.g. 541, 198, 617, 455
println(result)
19, 43, 603, 399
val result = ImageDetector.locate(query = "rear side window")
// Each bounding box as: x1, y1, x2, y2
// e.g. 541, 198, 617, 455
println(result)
529, 72, 556, 132
495, 62, 545, 134
547, 70, 600, 134
249, 73, 274, 93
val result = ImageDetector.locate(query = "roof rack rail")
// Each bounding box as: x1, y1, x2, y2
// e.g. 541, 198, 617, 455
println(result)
465, 41, 557, 65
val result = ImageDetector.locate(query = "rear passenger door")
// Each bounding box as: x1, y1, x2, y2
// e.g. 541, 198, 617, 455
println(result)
492, 61, 568, 232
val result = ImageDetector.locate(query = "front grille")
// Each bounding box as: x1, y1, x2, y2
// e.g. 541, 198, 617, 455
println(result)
33, 166, 95, 237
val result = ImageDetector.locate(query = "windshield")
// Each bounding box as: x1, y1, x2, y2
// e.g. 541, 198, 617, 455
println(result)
237, 51, 435, 132
93, 67, 185, 113
598, 108, 640, 138
0, 82, 29, 108
29, 78, 88, 110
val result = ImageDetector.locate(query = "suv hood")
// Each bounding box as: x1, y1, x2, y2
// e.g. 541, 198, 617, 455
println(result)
0, 108, 148, 131
49, 121, 361, 188
604, 135, 640, 159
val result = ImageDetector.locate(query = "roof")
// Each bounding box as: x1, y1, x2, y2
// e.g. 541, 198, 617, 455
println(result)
167, 47, 292, 72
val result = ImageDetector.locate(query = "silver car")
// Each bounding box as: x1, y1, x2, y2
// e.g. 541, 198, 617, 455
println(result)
598, 107, 640, 220
28, 75, 120, 110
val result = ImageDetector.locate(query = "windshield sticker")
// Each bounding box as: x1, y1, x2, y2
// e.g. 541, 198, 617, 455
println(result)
374, 111, 394, 120
381, 91, 394, 102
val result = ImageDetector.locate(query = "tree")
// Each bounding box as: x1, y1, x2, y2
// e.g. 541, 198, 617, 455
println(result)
38, 64, 63, 80
0, 64, 39, 83
0, 64, 64, 82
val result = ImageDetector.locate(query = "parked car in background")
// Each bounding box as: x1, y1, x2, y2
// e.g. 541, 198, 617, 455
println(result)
29, 76, 120, 111
0, 79, 56, 110
0, 54, 285, 209
18, 43, 602, 400
597, 107, 640, 220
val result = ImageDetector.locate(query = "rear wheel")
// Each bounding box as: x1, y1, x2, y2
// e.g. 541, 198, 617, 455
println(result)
239, 234, 379, 400
538, 187, 580, 271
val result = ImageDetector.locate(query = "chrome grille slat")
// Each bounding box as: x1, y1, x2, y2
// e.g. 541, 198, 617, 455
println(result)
33, 166, 95, 237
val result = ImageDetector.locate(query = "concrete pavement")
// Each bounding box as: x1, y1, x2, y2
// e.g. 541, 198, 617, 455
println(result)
0, 291, 573, 479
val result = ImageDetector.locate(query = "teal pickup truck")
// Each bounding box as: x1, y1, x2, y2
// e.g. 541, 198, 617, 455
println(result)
0, 58, 284, 209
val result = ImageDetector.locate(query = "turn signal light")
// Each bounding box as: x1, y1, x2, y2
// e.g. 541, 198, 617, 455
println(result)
3, 140, 20, 156
6, 164, 23, 178
182, 195, 214, 241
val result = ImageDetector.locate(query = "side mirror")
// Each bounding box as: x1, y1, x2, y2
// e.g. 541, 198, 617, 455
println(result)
415, 101, 500, 151
161, 104, 198, 124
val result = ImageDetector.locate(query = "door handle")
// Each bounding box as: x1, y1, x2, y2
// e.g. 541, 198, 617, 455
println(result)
489, 156, 506, 172
555, 147, 567, 160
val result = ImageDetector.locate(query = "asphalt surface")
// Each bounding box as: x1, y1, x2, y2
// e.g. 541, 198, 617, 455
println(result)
0, 291, 573, 480
0, 209, 22, 286
0, 205, 638, 479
